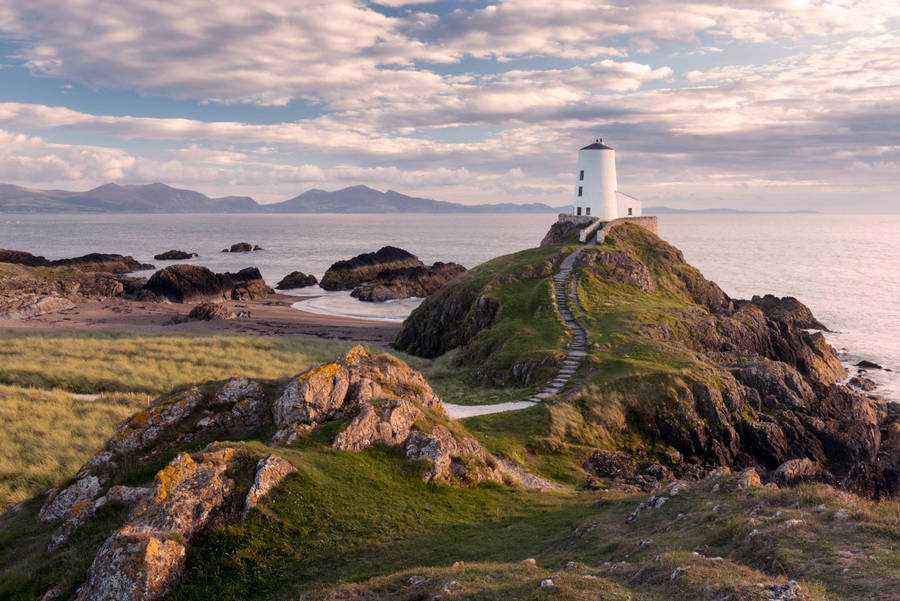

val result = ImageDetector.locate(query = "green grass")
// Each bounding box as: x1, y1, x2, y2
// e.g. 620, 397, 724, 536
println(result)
0, 384, 149, 509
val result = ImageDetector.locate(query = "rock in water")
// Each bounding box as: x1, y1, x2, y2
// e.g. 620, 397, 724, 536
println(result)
153, 250, 197, 260
222, 242, 261, 252
275, 271, 319, 289
141, 265, 272, 303
320, 246, 423, 291
350, 262, 466, 302
1, 249, 153, 273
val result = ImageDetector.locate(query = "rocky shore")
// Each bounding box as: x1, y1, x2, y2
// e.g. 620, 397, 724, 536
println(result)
350, 262, 466, 302
320, 246, 423, 291
0, 248, 154, 273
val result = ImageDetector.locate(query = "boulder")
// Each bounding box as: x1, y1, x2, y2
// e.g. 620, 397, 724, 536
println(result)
320, 246, 423, 291
38, 475, 101, 523
771, 458, 828, 488
540, 221, 583, 246
187, 302, 236, 320
272, 345, 442, 429
744, 294, 829, 330
142, 265, 272, 303
72, 449, 239, 601
222, 242, 261, 253
243, 454, 296, 517
332, 399, 423, 451
275, 271, 319, 290
350, 262, 466, 302
153, 250, 197, 261
403, 425, 503, 484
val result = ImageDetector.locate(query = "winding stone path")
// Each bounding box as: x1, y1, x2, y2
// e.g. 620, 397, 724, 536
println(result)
527, 245, 590, 403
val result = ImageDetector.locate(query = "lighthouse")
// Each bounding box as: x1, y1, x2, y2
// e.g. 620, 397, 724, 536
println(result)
573, 138, 640, 220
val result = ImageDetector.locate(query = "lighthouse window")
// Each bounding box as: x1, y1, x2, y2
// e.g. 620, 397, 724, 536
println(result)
579, 170, 584, 180
585, 207, 591, 215
577, 186, 583, 197
576, 207, 582, 216
628, 208, 633, 216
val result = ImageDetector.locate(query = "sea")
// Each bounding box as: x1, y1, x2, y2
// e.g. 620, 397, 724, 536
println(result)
1, 213, 898, 401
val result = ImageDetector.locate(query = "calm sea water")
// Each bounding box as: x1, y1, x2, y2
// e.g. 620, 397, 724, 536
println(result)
2, 213, 898, 400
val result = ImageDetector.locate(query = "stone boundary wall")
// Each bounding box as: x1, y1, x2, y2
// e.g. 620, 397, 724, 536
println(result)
595, 216, 659, 243
557, 213, 598, 226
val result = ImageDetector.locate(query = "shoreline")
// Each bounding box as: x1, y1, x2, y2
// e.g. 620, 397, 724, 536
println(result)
0, 293, 401, 344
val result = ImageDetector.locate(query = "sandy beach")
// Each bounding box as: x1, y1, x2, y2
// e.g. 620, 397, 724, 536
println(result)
0, 293, 401, 343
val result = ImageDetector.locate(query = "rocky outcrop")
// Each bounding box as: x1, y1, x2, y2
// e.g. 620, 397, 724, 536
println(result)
579, 249, 655, 293
221, 242, 262, 252
275, 271, 318, 289
187, 302, 240, 320
0, 249, 153, 273
332, 399, 423, 451
141, 265, 272, 303
320, 246, 422, 291
403, 425, 503, 484
26, 346, 554, 600
539, 220, 582, 246
243, 455, 297, 517
740, 294, 829, 331
153, 250, 197, 260
350, 262, 466, 302
0, 263, 127, 318
271, 345, 442, 433
72, 449, 239, 601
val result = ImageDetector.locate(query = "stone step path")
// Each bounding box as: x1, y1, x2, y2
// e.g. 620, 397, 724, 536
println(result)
527, 245, 590, 403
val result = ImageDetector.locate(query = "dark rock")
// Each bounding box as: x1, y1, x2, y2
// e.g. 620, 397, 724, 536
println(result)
351, 262, 466, 302
856, 360, 883, 370
741, 294, 829, 331
848, 376, 877, 392
1, 249, 153, 273
0, 248, 52, 267
154, 249, 198, 260
142, 265, 272, 303
223, 242, 258, 253
253, 245, 263, 251
188, 302, 237, 320
51, 253, 154, 273
320, 246, 422, 291
583, 450, 637, 480
275, 271, 319, 290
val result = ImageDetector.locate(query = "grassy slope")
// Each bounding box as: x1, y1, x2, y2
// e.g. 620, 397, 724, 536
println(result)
0, 385, 149, 508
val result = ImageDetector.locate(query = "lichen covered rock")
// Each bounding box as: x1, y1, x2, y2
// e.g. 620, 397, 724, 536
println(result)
332, 399, 423, 452
243, 454, 297, 517
72, 449, 239, 601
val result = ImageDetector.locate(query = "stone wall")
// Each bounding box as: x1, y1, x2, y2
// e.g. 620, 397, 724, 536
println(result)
557, 213, 598, 226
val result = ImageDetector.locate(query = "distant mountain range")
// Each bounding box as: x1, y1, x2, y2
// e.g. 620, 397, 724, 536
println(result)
0, 183, 568, 214
0, 182, 820, 214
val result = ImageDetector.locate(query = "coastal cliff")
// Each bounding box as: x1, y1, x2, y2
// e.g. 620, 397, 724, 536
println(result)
397, 223, 898, 499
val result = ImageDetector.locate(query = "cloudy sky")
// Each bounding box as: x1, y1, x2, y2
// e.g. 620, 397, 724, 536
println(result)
0, 1, 898, 211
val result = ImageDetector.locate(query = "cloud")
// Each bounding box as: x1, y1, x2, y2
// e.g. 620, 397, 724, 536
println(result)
0, 129, 134, 182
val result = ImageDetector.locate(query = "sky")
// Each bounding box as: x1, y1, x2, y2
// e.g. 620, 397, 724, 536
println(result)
0, 1, 898, 212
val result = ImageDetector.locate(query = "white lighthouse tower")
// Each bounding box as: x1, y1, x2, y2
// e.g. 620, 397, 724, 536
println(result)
573, 138, 641, 220
574, 138, 617, 220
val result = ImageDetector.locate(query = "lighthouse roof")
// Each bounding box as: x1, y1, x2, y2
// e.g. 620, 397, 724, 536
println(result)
580, 139, 613, 150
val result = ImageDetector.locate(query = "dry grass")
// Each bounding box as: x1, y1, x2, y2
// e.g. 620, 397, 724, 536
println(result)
0, 329, 353, 394
0, 384, 150, 509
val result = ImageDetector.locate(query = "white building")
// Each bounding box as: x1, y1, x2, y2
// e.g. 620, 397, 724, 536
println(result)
573, 139, 641, 220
